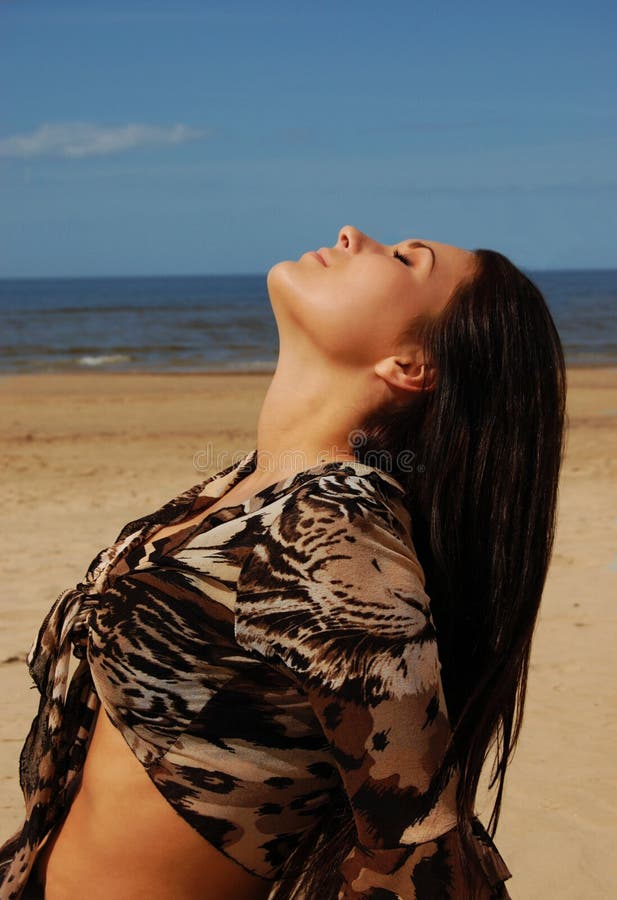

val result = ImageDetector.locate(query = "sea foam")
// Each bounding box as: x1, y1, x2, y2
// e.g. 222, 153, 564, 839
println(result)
78, 353, 131, 367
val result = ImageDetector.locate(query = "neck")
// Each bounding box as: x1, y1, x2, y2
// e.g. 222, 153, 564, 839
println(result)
254, 358, 372, 482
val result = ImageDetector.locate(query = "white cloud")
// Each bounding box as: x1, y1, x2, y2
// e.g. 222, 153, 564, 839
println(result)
0, 122, 206, 159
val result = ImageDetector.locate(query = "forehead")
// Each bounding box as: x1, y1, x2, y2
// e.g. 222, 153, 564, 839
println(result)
407, 237, 468, 255
412, 238, 476, 274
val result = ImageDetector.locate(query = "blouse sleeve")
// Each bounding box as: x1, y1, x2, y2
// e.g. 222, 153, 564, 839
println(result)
235, 480, 512, 899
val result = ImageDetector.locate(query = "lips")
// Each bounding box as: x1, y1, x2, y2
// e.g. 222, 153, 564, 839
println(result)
312, 250, 327, 267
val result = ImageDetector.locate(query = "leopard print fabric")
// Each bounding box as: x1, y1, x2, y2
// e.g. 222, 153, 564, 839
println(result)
0, 449, 512, 899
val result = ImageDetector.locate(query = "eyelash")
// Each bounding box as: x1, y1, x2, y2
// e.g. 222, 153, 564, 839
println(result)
393, 248, 411, 266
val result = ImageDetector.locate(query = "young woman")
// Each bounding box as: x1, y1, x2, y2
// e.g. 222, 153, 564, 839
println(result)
0, 225, 566, 899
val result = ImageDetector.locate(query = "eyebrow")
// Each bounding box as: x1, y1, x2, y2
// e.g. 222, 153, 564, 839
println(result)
407, 241, 436, 273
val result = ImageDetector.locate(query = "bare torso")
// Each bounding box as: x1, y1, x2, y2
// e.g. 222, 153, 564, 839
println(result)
35, 480, 275, 900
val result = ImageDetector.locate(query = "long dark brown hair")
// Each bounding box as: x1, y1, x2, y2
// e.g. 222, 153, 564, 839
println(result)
268, 249, 567, 899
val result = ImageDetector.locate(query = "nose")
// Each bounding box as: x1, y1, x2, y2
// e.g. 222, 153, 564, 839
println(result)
337, 225, 361, 252
336, 225, 381, 254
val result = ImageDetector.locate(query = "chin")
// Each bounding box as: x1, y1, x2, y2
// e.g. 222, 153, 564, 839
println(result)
266, 260, 296, 302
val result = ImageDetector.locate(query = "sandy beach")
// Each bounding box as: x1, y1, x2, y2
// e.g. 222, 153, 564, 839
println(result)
1, 368, 615, 898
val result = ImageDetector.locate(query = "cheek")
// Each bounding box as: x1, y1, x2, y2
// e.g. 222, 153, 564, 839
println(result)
307, 283, 407, 367
330, 271, 413, 359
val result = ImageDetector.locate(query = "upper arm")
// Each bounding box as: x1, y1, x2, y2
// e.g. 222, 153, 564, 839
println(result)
235, 480, 460, 854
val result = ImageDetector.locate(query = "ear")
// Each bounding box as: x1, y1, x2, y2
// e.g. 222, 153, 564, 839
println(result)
373, 353, 436, 395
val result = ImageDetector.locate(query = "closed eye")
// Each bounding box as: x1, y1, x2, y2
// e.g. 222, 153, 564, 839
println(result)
393, 248, 411, 266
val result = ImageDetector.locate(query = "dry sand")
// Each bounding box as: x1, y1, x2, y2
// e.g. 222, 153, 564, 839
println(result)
1, 369, 615, 898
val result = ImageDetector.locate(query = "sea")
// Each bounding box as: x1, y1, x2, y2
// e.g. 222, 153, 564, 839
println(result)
1, 269, 616, 374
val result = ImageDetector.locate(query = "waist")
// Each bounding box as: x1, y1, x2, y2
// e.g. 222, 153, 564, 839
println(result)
35, 703, 274, 900
36, 786, 273, 900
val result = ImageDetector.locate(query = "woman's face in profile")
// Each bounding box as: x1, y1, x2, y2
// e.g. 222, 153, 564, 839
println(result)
268, 225, 476, 366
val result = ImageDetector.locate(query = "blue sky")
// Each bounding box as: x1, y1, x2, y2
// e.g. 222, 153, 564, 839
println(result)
1, 0, 615, 276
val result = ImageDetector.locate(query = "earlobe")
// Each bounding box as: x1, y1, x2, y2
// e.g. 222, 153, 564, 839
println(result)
374, 356, 435, 395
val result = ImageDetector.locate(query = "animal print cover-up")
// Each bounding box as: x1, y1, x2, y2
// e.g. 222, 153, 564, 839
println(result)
0, 449, 512, 899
